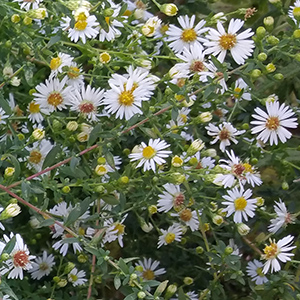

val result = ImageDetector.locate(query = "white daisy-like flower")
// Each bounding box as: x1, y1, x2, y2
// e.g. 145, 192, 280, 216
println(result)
222, 186, 256, 223
232, 78, 251, 101
157, 183, 184, 213
60, 14, 99, 44
288, 0, 300, 26
68, 268, 88, 286
33, 77, 73, 114
246, 260, 268, 285
214, 150, 262, 188
70, 85, 105, 122
166, 15, 208, 53
157, 223, 183, 248
198, 61, 228, 94
123, 0, 153, 21
250, 101, 298, 146
0, 107, 9, 125
205, 122, 245, 152
268, 199, 295, 234
172, 208, 201, 231
26, 139, 54, 172
129, 138, 172, 172
0, 233, 35, 280
175, 43, 208, 76
102, 214, 128, 248
13, 0, 42, 11
49, 52, 73, 80
262, 235, 296, 274
102, 68, 156, 120
204, 19, 255, 65
99, 0, 123, 41
135, 258, 166, 280
184, 151, 215, 170
52, 234, 82, 257
27, 101, 46, 123
64, 63, 85, 90
28, 251, 55, 280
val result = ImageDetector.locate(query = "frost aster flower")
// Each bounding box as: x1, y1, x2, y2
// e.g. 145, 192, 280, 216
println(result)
251, 101, 298, 145
246, 260, 268, 285
204, 18, 255, 65
129, 138, 172, 172
262, 235, 296, 273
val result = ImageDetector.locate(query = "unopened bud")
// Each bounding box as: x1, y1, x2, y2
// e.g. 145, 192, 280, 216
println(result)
263, 16, 274, 31
165, 284, 177, 299
57, 279, 67, 287
266, 35, 279, 45
32, 128, 45, 140
64, 262, 75, 274
99, 52, 111, 64
251, 69, 261, 80
148, 205, 157, 215
160, 4, 178, 16
66, 121, 78, 131
4, 167, 15, 177
197, 112, 213, 123
62, 186, 71, 193
212, 215, 224, 226
274, 73, 283, 80
0, 203, 21, 220
266, 63, 276, 73
294, 29, 300, 39
224, 246, 233, 255
256, 197, 265, 206
196, 246, 204, 254
171, 155, 183, 167
256, 26, 266, 39
183, 277, 193, 285
257, 52, 267, 61
186, 139, 205, 156
237, 223, 250, 236
11, 14, 21, 23
170, 172, 186, 184
23, 16, 32, 25
137, 291, 146, 299
282, 181, 289, 190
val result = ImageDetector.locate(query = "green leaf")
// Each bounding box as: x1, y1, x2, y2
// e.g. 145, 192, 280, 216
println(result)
102, 194, 120, 205
0, 280, 19, 300
105, 151, 115, 169
114, 275, 121, 290
118, 258, 129, 274
70, 157, 80, 171
119, 3, 128, 16
65, 197, 92, 226
47, 34, 61, 48
39, 218, 55, 227
171, 106, 178, 121
97, 15, 109, 33
2, 235, 16, 255
154, 280, 169, 297
42, 145, 61, 169
123, 293, 136, 300
0, 93, 11, 115
21, 181, 31, 200
168, 82, 180, 93
61, 237, 79, 244
178, 287, 187, 300
88, 123, 102, 145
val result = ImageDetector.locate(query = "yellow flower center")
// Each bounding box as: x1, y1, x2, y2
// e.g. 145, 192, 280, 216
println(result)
29, 150, 42, 164
70, 274, 78, 282
219, 34, 237, 50
114, 223, 125, 235
67, 66, 80, 79
263, 242, 278, 259
234, 197, 247, 211
47, 92, 64, 108
123, 10, 132, 17
28, 101, 40, 113
50, 57, 62, 70
39, 262, 49, 271
75, 20, 88, 31
233, 87, 242, 98
256, 267, 264, 277
265, 116, 280, 130
179, 113, 187, 123
164, 232, 175, 244
172, 156, 183, 166
95, 164, 108, 175
293, 7, 300, 17
142, 269, 155, 280
105, 16, 110, 25
100, 52, 111, 64
142, 146, 156, 159
243, 163, 253, 173
181, 28, 197, 42
118, 90, 134, 106
160, 24, 169, 34
180, 208, 192, 222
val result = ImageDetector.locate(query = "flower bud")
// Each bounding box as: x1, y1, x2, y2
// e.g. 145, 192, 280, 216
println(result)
197, 112, 213, 123
196, 246, 204, 254
263, 16, 274, 31
77, 131, 89, 142
188, 157, 198, 166
10, 77, 21, 87
4, 167, 15, 177
295, 53, 300, 62
11, 14, 21, 23
256, 26, 266, 39
266, 63, 276, 73
186, 139, 205, 156
183, 277, 193, 285
28, 8, 47, 19
256, 197, 265, 206
119, 176, 129, 184
211, 12, 227, 23
1, 253, 10, 261
137, 292, 146, 299
251, 69, 261, 80
97, 157, 106, 164
165, 284, 177, 299
130, 273, 138, 280
237, 223, 250, 236
293, 7, 300, 21
64, 262, 75, 274
294, 29, 300, 38
242, 123, 249, 130
266, 35, 279, 45
23, 16, 32, 25
148, 205, 157, 215
282, 181, 289, 190
104, 8, 114, 17
99, 52, 111, 64
171, 155, 183, 167
224, 246, 233, 255
273, 73, 283, 80
32, 128, 45, 140
67, 121, 78, 131
170, 172, 186, 184
62, 186, 71, 193
57, 279, 68, 287
0, 203, 21, 220
212, 215, 223, 226
257, 52, 267, 61
160, 4, 178, 16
